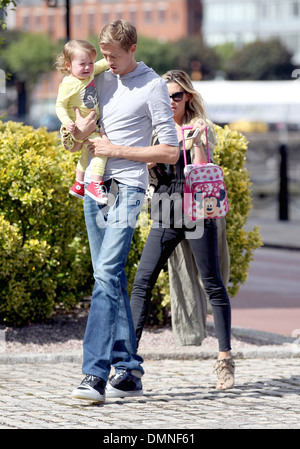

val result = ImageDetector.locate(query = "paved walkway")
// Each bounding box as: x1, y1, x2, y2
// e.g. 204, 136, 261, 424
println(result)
1, 217, 299, 431
1, 344, 299, 430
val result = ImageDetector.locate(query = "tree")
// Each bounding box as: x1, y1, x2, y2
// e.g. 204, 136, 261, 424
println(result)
226, 38, 295, 80
173, 36, 220, 80
135, 36, 179, 75
2, 31, 58, 116
213, 42, 236, 75
0, 0, 17, 30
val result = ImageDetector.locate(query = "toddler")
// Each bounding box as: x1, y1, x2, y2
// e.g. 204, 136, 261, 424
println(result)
56, 39, 109, 204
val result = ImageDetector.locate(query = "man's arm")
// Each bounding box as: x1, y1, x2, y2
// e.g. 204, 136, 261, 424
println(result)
61, 108, 98, 153
85, 134, 179, 165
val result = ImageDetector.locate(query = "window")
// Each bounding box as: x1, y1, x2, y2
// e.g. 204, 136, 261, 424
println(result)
171, 11, 179, 22
48, 12, 54, 35
34, 14, 42, 31
102, 11, 110, 24
292, 1, 300, 16
205, 4, 226, 23
206, 1, 256, 23
129, 10, 137, 25
74, 12, 81, 28
22, 13, 30, 31
116, 9, 123, 20
158, 7, 166, 23
88, 12, 95, 34
144, 8, 152, 23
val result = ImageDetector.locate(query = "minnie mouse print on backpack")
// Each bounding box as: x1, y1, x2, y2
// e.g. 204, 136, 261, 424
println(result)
182, 126, 229, 222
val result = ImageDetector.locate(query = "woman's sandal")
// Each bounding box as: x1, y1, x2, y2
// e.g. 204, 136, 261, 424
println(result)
214, 356, 235, 390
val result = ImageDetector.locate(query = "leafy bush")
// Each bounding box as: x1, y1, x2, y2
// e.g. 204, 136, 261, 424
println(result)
0, 121, 261, 327
0, 121, 92, 326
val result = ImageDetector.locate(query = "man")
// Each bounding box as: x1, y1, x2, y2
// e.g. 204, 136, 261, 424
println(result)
67, 20, 179, 402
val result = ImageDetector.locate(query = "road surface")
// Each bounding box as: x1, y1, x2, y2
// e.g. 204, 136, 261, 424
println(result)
229, 246, 300, 337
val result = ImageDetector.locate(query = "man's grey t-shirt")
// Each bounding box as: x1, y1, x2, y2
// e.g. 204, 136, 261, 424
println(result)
84, 62, 178, 190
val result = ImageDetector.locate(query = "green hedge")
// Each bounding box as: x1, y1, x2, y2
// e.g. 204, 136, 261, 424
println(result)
0, 121, 92, 325
0, 121, 261, 326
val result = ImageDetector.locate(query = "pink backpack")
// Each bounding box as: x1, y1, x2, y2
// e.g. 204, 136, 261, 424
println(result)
182, 126, 229, 221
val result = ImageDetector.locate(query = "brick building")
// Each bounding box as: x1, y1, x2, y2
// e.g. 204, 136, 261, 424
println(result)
4, 0, 203, 121
11, 0, 203, 42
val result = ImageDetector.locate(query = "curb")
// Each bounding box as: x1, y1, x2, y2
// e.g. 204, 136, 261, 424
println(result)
0, 347, 299, 365
263, 242, 300, 251
229, 324, 295, 345
0, 325, 299, 364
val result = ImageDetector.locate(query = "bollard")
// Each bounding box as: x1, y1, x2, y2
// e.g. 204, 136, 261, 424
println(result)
0, 69, 5, 94
279, 144, 289, 221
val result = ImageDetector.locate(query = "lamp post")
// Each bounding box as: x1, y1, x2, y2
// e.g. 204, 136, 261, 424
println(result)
65, 0, 70, 41
46, 0, 70, 41
279, 143, 289, 221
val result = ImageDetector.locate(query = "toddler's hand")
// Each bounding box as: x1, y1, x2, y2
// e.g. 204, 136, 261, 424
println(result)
147, 162, 156, 169
66, 120, 76, 133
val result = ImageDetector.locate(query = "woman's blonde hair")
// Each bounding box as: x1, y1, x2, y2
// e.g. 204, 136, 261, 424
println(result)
55, 39, 97, 75
163, 70, 216, 151
162, 70, 207, 125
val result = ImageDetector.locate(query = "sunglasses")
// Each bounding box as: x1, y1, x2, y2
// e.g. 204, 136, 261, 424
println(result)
169, 91, 186, 102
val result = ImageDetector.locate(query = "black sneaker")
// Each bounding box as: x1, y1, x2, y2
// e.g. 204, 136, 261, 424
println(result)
71, 375, 106, 402
106, 370, 143, 398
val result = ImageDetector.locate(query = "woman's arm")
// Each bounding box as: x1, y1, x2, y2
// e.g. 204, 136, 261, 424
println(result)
190, 119, 208, 164
193, 143, 208, 164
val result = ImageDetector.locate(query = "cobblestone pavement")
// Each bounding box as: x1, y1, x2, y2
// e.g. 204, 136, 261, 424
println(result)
1, 357, 299, 430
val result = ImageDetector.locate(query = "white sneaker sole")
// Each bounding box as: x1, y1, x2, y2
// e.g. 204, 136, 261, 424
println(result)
105, 385, 143, 398
69, 190, 84, 200
71, 386, 105, 402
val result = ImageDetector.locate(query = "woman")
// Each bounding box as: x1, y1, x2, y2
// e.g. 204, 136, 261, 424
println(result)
131, 70, 235, 390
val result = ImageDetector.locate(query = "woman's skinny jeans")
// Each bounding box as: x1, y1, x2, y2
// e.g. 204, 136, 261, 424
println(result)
130, 219, 232, 352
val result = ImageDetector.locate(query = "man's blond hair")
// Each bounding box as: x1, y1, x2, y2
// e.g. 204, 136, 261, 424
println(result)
98, 19, 137, 51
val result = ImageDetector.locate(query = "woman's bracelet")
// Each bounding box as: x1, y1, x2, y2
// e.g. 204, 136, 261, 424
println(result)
194, 142, 203, 147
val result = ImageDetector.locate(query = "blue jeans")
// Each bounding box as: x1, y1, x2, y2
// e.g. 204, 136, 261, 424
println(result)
82, 180, 145, 382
